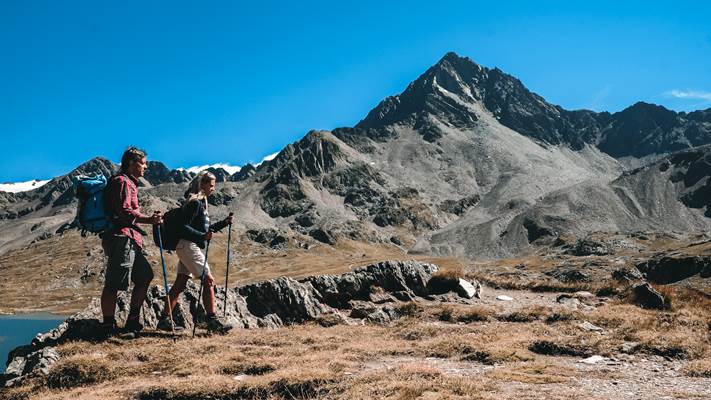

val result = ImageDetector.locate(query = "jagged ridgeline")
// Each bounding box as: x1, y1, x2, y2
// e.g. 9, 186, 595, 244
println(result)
2, 52, 711, 259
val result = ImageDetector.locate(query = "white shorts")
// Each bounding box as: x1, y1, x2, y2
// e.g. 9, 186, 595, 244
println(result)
175, 239, 210, 278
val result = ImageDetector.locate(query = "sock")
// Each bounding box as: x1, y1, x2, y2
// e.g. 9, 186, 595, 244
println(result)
206, 313, 216, 319
102, 315, 116, 325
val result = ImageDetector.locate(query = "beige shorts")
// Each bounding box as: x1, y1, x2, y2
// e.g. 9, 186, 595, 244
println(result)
175, 239, 210, 278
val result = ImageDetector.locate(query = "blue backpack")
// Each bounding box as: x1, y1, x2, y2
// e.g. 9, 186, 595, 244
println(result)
73, 174, 113, 235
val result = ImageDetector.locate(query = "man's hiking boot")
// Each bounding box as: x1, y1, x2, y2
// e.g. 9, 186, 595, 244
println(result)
97, 321, 118, 340
156, 315, 175, 332
123, 318, 144, 334
206, 315, 233, 334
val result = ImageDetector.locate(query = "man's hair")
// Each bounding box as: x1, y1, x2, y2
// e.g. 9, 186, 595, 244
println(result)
120, 147, 147, 173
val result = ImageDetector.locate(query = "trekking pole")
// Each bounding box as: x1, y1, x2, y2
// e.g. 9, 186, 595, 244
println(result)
193, 239, 210, 338
156, 224, 176, 336
223, 212, 234, 318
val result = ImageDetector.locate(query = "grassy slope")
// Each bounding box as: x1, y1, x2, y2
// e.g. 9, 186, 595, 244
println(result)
2, 284, 710, 400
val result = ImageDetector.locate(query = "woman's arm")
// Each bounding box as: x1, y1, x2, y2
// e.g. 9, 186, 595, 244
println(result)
181, 200, 208, 241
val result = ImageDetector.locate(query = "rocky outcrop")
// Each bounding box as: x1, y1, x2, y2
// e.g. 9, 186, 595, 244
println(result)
206, 167, 231, 182
230, 163, 256, 182
612, 267, 644, 284
567, 238, 611, 256
246, 228, 288, 249
3, 260, 464, 386
144, 162, 193, 185
632, 282, 667, 310
304, 260, 437, 308
636, 255, 711, 284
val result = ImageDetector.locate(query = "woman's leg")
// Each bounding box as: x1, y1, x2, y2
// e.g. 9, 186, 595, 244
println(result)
164, 273, 190, 315
203, 280, 216, 316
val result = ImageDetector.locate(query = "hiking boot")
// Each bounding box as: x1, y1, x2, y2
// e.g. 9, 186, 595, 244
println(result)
206, 316, 233, 334
123, 318, 144, 334
156, 314, 175, 332
96, 321, 118, 340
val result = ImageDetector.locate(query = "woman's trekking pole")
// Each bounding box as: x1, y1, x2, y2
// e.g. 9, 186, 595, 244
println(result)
156, 225, 175, 334
193, 239, 210, 338
223, 212, 234, 317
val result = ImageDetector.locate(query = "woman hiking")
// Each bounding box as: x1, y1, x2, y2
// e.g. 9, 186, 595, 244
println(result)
157, 171, 233, 333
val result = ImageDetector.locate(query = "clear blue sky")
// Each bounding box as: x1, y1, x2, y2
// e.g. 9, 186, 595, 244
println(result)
2, 1, 710, 182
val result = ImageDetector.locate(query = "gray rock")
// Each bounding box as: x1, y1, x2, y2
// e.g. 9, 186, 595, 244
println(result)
632, 282, 667, 309
5, 347, 59, 387
568, 238, 610, 256
620, 341, 642, 354
546, 266, 591, 283
238, 276, 328, 324
578, 321, 604, 332
612, 267, 644, 283
635, 255, 711, 284
456, 278, 481, 299
304, 260, 438, 308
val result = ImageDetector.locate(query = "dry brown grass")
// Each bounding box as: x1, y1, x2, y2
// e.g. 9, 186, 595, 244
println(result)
431, 304, 496, 323
684, 358, 711, 378
585, 291, 711, 359
3, 289, 710, 400
3, 231, 711, 398
466, 271, 619, 295
45, 357, 116, 389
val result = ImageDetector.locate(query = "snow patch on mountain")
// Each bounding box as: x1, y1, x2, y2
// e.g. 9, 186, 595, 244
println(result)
0, 179, 51, 193
178, 163, 241, 175
256, 152, 279, 166
179, 152, 279, 176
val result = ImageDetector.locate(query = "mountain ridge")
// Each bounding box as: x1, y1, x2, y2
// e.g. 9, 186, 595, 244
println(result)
358, 52, 711, 157
1, 51, 711, 259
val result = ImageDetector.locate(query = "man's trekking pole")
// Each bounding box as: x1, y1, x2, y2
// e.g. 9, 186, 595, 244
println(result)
156, 224, 175, 335
223, 212, 234, 317
193, 239, 210, 338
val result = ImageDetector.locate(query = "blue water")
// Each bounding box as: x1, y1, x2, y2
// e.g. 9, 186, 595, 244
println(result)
0, 314, 67, 369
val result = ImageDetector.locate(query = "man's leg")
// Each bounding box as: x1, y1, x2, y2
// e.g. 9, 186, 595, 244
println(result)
100, 237, 133, 335
100, 287, 118, 321
125, 245, 154, 331
99, 287, 119, 337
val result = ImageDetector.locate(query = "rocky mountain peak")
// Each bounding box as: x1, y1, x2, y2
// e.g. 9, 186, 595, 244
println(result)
355, 51, 588, 146
144, 161, 193, 185
70, 157, 117, 178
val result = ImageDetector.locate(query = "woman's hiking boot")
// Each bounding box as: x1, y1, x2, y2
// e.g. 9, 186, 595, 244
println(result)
156, 314, 175, 332
206, 315, 233, 334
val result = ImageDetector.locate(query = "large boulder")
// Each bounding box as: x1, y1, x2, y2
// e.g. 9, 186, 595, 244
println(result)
304, 260, 438, 308
3, 347, 60, 387
238, 277, 328, 324
632, 282, 667, 310
636, 255, 711, 284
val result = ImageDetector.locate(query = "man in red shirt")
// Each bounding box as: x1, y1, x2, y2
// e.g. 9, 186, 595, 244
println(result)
101, 147, 162, 336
